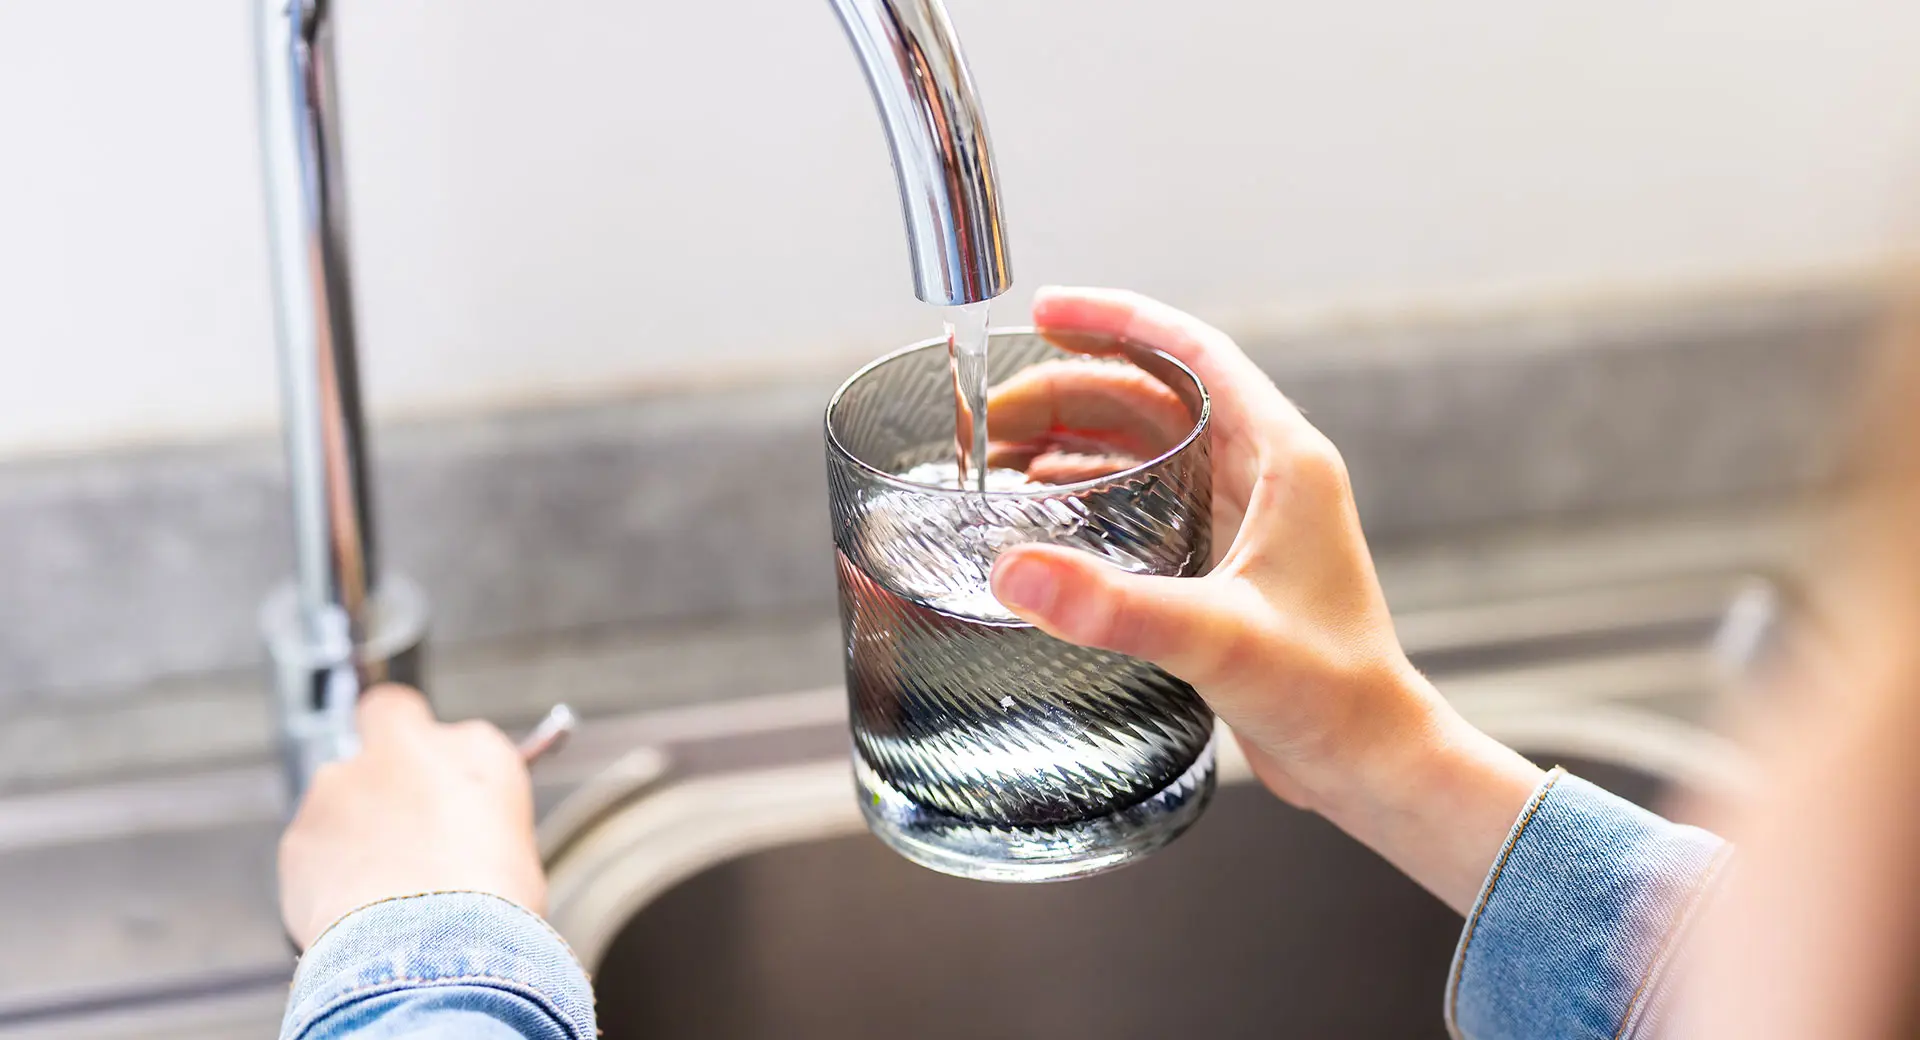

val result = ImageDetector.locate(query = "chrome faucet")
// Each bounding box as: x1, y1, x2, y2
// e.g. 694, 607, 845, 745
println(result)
253, 0, 1013, 800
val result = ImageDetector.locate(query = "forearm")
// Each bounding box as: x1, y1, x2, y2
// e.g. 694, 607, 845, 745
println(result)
281, 892, 596, 1040
1297, 669, 1546, 916
1282, 666, 1731, 1038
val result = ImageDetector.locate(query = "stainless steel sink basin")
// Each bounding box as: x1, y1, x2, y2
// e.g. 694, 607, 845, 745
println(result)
540, 575, 1751, 1040
588, 758, 1662, 1040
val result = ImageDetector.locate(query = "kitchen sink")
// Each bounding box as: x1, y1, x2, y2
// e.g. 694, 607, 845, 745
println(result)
588, 757, 1662, 1040
541, 573, 1753, 1040
0, 567, 1757, 1039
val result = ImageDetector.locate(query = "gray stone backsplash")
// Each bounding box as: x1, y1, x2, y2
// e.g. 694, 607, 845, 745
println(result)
0, 283, 1877, 707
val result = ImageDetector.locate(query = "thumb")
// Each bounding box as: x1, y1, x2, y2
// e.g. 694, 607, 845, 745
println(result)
990, 544, 1259, 688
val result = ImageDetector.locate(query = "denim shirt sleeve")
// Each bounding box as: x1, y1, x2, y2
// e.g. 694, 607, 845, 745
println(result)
280, 891, 597, 1040
1445, 767, 1732, 1040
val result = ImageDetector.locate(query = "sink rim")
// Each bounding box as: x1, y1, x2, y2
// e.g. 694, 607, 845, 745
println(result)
542, 679, 1749, 967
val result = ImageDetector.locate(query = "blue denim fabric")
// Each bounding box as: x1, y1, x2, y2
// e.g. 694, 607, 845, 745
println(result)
280, 891, 596, 1040
1445, 767, 1731, 1040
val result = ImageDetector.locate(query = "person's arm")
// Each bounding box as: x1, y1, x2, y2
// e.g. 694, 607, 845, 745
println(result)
988, 287, 1728, 1038
1444, 768, 1729, 1040
283, 892, 594, 1040
277, 686, 595, 1040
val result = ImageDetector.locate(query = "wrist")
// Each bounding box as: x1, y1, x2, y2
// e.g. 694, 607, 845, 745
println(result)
1292, 666, 1546, 914
1276, 662, 1459, 815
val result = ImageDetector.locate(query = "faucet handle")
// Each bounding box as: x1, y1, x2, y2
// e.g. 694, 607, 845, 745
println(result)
518, 704, 580, 765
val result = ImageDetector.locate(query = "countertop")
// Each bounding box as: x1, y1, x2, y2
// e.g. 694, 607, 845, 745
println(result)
0, 505, 1805, 1037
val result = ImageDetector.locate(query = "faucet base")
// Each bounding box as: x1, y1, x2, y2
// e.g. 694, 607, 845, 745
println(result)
261, 576, 429, 805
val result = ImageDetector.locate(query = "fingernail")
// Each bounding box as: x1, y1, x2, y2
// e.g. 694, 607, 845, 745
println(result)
993, 554, 1060, 615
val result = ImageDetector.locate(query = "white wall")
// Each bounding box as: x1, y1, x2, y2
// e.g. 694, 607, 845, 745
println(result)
2, 0, 1918, 458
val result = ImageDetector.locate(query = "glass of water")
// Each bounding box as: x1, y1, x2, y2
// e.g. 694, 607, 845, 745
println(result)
826, 328, 1215, 882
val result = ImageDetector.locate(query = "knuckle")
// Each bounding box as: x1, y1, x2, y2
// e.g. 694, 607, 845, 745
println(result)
1196, 325, 1241, 358
1278, 437, 1351, 497
450, 718, 493, 738
452, 719, 513, 754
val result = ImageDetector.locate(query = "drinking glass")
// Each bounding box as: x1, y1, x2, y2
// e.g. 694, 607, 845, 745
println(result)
826, 328, 1215, 881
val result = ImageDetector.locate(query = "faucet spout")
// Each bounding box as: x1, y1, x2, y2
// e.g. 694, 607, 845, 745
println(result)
252, 0, 1014, 800
829, 0, 1013, 306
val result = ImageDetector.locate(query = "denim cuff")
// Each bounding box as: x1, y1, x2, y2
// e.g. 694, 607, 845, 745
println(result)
1445, 768, 1730, 1040
281, 891, 597, 1040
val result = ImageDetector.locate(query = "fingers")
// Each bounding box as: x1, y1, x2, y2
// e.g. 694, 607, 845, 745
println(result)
354, 688, 530, 782
1032, 286, 1316, 448
445, 719, 534, 799
450, 718, 519, 759
991, 544, 1266, 689
1024, 450, 1142, 484
987, 431, 1145, 480
356, 684, 435, 747
986, 358, 1194, 457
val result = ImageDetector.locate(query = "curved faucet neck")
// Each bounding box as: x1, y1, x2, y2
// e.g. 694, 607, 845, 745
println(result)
829, 0, 1013, 307
253, 0, 1013, 799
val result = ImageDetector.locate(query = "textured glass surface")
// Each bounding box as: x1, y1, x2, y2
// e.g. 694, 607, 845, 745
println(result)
826, 330, 1216, 881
